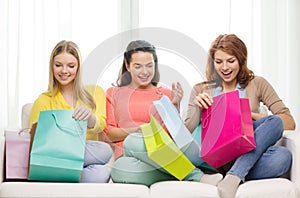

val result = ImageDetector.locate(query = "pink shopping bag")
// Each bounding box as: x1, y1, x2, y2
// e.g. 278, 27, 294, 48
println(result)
5, 130, 30, 180
201, 90, 256, 169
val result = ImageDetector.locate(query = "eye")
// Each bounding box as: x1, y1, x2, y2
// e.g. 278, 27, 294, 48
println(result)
69, 65, 75, 68
134, 65, 141, 69
146, 63, 153, 68
228, 59, 236, 64
214, 60, 222, 64
55, 64, 62, 67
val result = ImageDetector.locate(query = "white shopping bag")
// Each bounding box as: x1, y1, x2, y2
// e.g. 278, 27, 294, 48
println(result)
153, 95, 201, 157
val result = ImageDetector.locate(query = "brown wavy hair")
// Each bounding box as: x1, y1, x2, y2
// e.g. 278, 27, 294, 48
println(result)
206, 34, 254, 89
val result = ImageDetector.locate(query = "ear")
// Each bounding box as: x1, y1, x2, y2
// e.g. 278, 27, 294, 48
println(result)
125, 62, 130, 72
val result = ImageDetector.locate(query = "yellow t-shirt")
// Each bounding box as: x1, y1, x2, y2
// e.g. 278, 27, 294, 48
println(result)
29, 85, 106, 141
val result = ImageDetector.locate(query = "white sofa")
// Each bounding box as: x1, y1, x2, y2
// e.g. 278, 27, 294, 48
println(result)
0, 104, 299, 198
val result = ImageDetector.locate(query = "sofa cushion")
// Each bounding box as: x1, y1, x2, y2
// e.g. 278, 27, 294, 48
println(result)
150, 181, 218, 198
236, 178, 298, 198
21, 103, 32, 129
0, 182, 150, 198
150, 178, 298, 198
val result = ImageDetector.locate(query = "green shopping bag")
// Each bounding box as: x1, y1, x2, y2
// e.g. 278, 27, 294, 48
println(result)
28, 110, 87, 182
192, 124, 218, 173
141, 116, 195, 180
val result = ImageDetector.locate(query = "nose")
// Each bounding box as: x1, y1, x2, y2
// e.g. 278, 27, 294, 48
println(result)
141, 65, 147, 74
222, 62, 229, 70
61, 65, 68, 73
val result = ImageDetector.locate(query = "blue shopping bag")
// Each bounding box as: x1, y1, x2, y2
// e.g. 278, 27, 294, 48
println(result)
153, 96, 202, 162
28, 110, 87, 182
153, 95, 217, 173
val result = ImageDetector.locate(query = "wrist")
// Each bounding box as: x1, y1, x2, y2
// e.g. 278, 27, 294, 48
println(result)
87, 114, 96, 128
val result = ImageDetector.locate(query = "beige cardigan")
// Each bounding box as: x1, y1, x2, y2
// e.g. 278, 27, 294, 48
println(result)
184, 76, 294, 132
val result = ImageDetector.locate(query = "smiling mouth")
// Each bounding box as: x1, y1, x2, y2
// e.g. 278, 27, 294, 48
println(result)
222, 71, 233, 77
139, 76, 150, 82
59, 74, 71, 80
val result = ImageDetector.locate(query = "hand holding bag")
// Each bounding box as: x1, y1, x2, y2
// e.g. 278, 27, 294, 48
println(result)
28, 110, 87, 182
153, 95, 200, 153
201, 90, 256, 169
141, 116, 195, 180
153, 95, 217, 172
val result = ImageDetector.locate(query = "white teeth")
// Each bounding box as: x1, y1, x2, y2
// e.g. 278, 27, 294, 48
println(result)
222, 71, 232, 75
139, 76, 148, 80
59, 74, 70, 80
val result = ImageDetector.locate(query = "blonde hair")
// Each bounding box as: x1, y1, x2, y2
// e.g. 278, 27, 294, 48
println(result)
47, 40, 96, 110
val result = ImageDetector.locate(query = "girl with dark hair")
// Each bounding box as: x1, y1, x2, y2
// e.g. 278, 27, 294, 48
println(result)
104, 40, 181, 159
105, 40, 223, 186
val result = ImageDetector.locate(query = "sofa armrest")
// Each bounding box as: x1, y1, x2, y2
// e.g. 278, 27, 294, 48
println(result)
0, 129, 5, 184
282, 130, 300, 191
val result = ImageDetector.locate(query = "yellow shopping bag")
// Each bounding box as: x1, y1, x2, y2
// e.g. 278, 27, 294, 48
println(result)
141, 116, 195, 180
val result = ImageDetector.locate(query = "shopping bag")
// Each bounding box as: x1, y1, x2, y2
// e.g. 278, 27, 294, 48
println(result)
153, 95, 218, 172
5, 130, 31, 180
153, 95, 206, 165
141, 116, 195, 180
153, 95, 200, 153
28, 110, 87, 182
201, 90, 256, 169
192, 125, 218, 173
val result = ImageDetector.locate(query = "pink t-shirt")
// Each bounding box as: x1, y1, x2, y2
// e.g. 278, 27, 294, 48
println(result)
104, 85, 172, 158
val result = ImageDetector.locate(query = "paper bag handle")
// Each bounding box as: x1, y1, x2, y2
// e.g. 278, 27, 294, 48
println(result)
51, 112, 85, 136
202, 93, 225, 128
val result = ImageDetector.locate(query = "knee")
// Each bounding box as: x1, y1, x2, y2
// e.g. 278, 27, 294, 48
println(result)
86, 140, 113, 155
277, 147, 292, 173
84, 141, 113, 164
123, 133, 146, 154
111, 156, 157, 186
263, 115, 284, 139
267, 146, 292, 176
103, 142, 114, 157
269, 115, 284, 133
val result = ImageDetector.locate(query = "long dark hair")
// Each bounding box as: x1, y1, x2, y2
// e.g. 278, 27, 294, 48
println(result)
116, 40, 160, 87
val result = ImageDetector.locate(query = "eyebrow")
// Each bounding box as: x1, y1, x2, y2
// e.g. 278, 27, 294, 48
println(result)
53, 62, 77, 67
133, 62, 153, 66
215, 56, 236, 61
54, 60, 76, 64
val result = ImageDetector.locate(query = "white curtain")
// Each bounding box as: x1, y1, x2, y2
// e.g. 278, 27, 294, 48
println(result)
261, 0, 300, 128
138, 0, 262, 117
0, 0, 118, 129
1, 0, 299, 129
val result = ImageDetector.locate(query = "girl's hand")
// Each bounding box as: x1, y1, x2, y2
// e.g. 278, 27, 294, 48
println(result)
171, 82, 183, 107
251, 112, 268, 121
194, 92, 213, 110
73, 106, 96, 128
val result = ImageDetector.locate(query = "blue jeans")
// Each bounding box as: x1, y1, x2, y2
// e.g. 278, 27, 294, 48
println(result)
228, 115, 292, 182
111, 133, 204, 186
80, 140, 113, 183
